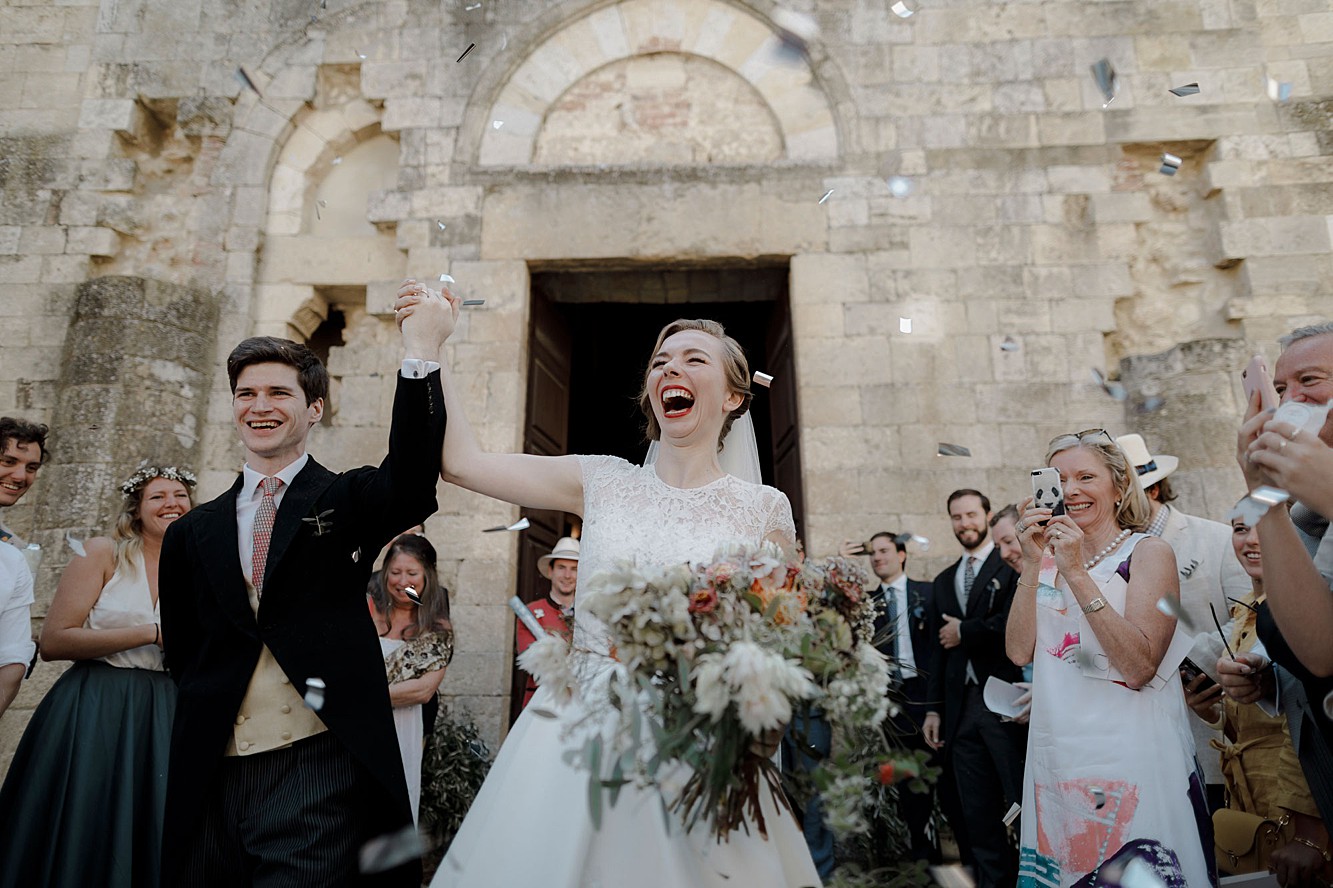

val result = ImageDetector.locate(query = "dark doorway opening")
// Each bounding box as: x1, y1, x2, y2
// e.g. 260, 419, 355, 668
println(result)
508, 265, 805, 725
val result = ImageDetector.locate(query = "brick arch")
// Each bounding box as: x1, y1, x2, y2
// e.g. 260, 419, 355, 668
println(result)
477, 0, 839, 165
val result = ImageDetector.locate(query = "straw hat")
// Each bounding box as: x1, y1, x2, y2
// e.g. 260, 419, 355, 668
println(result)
1114, 434, 1179, 490
538, 536, 580, 579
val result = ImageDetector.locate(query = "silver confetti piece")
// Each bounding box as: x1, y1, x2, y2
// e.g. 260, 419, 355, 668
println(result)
492, 120, 504, 129
439, 274, 455, 283
887, 175, 913, 198
404, 585, 422, 605
1266, 76, 1291, 102
465, 1, 481, 8
303, 676, 326, 710
929, 865, 976, 888
1159, 152, 1182, 176
457, 43, 476, 63
1090, 58, 1118, 108
436, 220, 446, 230
508, 595, 547, 639
1168, 82, 1200, 97
818, 189, 834, 204
466, 738, 488, 759
1000, 335, 1019, 352
483, 517, 531, 533
1002, 802, 1020, 826
1228, 485, 1292, 526
1090, 368, 1128, 401
355, 48, 367, 60
21, 542, 42, 573
1119, 858, 1169, 888
1252, 485, 1291, 508
1090, 786, 1106, 809
752, 370, 774, 388
899, 317, 913, 334
1136, 395, 1166, 413
235, 67, 263, 97
65, 532, 87, 558
462, 299, 485, 306
1155, 595, 1194, 630
937, 442, 972, 458
890, 0, 916, 17
358, 824, 424, 873
351, 547, 360, 563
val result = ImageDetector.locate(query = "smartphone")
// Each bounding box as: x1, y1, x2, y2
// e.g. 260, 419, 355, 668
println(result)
848, 541, 868, 556
1030, 467, 1065, 523
1242, 355, 1280, 412
1179, 657, 1217, 692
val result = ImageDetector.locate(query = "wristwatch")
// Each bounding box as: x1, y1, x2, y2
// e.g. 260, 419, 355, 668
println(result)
1082, 597, 1108, 615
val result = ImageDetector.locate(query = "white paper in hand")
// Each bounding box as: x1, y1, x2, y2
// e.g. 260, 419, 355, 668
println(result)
983, 676, 1028, 719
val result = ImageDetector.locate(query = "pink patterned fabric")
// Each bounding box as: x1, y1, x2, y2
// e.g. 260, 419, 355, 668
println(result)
250, 476, 282, 595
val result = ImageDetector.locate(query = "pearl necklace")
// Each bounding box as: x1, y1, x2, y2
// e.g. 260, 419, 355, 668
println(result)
1084, 528, 1131, 571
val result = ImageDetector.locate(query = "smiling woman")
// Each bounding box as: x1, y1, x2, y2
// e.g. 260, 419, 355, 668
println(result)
0, 464, 196, 888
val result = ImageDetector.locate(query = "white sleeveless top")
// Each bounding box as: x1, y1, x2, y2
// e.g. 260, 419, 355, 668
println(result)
85, 550, 164, 671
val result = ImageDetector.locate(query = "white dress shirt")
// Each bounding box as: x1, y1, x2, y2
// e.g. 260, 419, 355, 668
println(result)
0, 542, 34, 669
880, 575, 917, 678
954, 540, 995, 614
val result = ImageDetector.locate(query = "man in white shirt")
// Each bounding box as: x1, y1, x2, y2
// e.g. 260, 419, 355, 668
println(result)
0, 541, 35, 718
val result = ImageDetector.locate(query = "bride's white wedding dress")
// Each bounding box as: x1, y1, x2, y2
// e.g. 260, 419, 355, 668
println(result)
434, 455, 823, 887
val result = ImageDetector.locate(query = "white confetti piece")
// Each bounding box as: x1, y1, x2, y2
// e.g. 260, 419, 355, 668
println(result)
436, 220, 446, 230
1136, 395, 1165, 413
1000, 335, 1019, 352
899, 317, 913, 334
65, 532, 87, 558
890, 0, 916, 17
303, 677, 326, 710
887, 175, 913, 198
1155, 595, 1194, 630
331, 156, 343, 165
1090, 786, 1105, 809
1323, 689, 1332, 721
752, 370, 774, 388
1266, 76, 1291, 102
355, 48, 368, 60
937, 442, 971, 458
492, 120, 504, 129
439, 273, 455, 283
404, 585, 422, 605
1002, 802, 1020, 826
1159, 152, 1182, 176
1090, 368, 1128, 401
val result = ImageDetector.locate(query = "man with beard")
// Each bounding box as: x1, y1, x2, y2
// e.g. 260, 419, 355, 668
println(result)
923, 490, 1025, 888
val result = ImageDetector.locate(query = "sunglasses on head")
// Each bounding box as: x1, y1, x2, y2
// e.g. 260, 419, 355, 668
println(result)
1049, 428, 1113, 449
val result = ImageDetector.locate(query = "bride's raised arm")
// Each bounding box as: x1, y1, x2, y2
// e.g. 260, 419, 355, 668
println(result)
396, 280, 583, 515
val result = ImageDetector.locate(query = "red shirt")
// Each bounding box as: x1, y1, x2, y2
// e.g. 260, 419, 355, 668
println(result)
516, 595, 573, 709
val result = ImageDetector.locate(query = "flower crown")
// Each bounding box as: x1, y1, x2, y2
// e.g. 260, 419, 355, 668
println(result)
120, 465, 198, 496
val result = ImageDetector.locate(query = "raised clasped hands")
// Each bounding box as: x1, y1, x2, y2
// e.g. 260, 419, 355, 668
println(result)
395, 278, 459, 357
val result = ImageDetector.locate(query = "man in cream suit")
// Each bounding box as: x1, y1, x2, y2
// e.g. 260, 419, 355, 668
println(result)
1116, 434, 1250, 811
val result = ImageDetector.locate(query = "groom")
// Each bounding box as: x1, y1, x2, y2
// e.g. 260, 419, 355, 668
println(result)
159, 291, 451, 886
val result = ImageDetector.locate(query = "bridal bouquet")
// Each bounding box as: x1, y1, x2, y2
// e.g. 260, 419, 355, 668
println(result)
538, 542, 894, 840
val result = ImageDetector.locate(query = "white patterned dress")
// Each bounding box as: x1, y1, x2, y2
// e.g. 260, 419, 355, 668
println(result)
1018, 533, 1216, 888
435, 456, 822, 887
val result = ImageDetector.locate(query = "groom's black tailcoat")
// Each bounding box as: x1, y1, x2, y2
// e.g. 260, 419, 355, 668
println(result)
159, 371, 445, 887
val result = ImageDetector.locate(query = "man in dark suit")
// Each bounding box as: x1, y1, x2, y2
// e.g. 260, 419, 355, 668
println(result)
159, 289, 452, 887
922, 490, 1026, 888
864, 531, 944, 863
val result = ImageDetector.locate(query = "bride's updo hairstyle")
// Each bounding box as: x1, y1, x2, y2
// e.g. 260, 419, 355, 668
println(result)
639, 319, 752, 452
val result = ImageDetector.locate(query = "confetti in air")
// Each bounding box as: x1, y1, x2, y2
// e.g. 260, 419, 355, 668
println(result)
436, 220, 447, 230
929, 865, 976, 888
484, 517, 531, 533
457, 43, 476, 62
752, 370, 774, 388
1154, 595, 1194, 630
439, 274, 455, 283
355, 48, 367, 60
404, 586, 422, 605
818, 189, 835, 205
1000, 335, 1019, 352
315, 199, 326, 220
1090, 787, 1106, 810
887, 175, 913, 198
890, 0, 916, 17
1168, 82, 1200, 97
1089, 58, 1118, 108
303, 677, 326, 710
492, 120, 504, 129
1002, 802, 1020, 826
899, 317, 913, 334
1159, 152, 1182, 176
65, 532, 87, 558
1136, 395, 1166, 413
331, 156, 343, 165
234, 67, 263, 97
462, 299, 485, 306
1090, 368, 1128, 401
358, 825, 424, 874
1266, 76, 1292, 101
937, 443, 972, 458
465, 1, 482, 8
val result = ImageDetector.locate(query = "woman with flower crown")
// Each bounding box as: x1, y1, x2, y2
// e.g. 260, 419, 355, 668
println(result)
393, 281, 821, 887
0, 464, 195, 888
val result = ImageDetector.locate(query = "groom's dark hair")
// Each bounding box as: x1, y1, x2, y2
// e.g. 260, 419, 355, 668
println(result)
227, 337, 329, 405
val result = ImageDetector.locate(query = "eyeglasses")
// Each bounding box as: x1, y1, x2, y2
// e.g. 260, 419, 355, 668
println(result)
1048, 428, 1113, 449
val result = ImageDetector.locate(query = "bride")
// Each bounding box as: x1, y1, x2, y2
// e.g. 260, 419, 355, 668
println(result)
393, 281, 822, 887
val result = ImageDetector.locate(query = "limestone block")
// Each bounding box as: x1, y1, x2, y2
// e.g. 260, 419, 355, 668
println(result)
908, 226, 978, 268
76, 98, 144, 135
258, 236, 404, 286
1092, 192, 1153, 223
66, 226, 118, 257
19, 226, 66, 255
791, 253, 869, 306
409, 186, 483, 220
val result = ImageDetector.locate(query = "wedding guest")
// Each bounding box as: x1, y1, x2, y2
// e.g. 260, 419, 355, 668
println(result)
159, 302, 450, 888
0, 538, 34, 718
923, 490, 1024, 888
0, 417, 48, 548
1189, 516, 1331, 886
1007, 430, 1214, 886
369, 533, 454, 823
1234, 321, 1333, 824
515, 536, 578, 709
1117, 432, 1251, 809
989, 504, 1023, 572
0, 464, 195, 888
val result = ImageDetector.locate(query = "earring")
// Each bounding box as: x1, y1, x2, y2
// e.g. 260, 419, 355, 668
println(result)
1115, 499, 1121, 507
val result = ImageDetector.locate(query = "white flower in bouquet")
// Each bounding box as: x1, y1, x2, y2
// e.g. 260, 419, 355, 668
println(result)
516, 634, 578, 705
723, 641, 818, 734
691, 653, 730, 721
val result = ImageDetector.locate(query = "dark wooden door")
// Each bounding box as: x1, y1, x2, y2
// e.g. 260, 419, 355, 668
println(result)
509, 291, 575, 726
766, 297, 805, 542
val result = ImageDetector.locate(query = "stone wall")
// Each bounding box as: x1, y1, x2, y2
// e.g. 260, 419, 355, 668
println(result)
1, 0, 1330, 769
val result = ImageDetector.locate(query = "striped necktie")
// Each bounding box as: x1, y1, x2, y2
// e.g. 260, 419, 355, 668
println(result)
251, 476, 283, 595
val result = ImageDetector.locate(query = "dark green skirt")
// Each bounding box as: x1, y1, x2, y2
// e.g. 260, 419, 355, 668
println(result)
0, 660, 176, 888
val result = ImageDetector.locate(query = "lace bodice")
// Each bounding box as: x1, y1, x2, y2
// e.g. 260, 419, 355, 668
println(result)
571, 456, 796, 665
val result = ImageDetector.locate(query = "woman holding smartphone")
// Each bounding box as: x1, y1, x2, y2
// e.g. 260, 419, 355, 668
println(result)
1006, 430, 1215, 887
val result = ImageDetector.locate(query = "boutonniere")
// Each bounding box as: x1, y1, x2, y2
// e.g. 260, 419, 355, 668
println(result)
1180, 558, 1199, 579
302, 509, 335, 536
